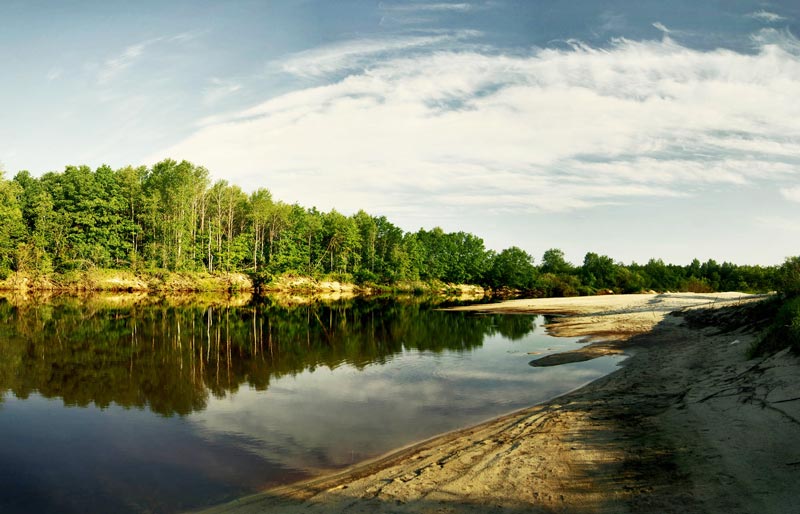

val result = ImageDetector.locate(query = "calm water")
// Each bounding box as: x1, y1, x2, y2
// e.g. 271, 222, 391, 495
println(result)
0, 294, 623, 513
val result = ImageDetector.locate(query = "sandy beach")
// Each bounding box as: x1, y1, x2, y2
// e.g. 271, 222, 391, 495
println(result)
194, 293, 800, 514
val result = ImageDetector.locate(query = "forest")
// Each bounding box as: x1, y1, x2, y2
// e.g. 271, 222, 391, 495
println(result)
0, 159, 789, 294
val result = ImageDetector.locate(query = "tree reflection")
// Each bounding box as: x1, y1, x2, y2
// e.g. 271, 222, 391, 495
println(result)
0, 295, 536, 416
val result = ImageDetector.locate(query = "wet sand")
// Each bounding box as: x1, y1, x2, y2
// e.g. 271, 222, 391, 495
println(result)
194, 293, 800, 514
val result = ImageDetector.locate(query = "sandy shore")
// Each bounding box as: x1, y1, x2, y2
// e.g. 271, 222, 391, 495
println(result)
194, 293, 800, 514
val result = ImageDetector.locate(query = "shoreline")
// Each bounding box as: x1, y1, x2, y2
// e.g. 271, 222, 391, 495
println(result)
193, 292, 800, 514
0, 269, 488, 300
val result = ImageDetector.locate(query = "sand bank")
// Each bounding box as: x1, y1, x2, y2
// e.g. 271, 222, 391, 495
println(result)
194, 293, 799, 514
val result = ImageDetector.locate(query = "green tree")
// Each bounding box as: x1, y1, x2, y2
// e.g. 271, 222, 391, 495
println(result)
321, 210, 361, 275
540, 248, 573, 275
264, 200, 292, 266
445, 232, 490, 284
143, 160, 209, 270
13, 171, 58, 273
779, 256, 800, 297
486, 247, 537, 289
415, 228, 450, 281
581, 252, 617, 290
0, 172, 27, 276
353, 210, 378, 279
249, 188, 272, 272
114, 165, 147, 265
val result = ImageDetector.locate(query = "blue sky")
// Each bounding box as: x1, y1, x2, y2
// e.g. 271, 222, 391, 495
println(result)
1, 0, 799, 265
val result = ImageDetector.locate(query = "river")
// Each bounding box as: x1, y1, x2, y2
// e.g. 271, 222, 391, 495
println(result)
0, 293, 623, 513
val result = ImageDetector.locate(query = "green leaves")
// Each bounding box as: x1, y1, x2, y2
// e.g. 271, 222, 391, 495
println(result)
0, 173, 26, 275
486, 246, 536, 290
0, 160, 790, 294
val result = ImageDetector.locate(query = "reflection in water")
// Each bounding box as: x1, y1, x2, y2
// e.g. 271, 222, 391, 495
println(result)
0, 294, 621, 514
0, 296, 536, 416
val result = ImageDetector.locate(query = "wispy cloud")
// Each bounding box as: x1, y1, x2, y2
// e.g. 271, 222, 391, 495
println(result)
46, 67, 62, 81
751, 28, 800, 52
378, 2, 491, 27
781, 186, 800, 203
379, 2, 475, 12
748, 10, 787, 23
97, 40, 156, 84
276, 30, 480, 78
96, 33, 198, 85
203, 77, 242, 105
167, 31, 200, 43
150, 33, 800, 222
652, 21, 671, 34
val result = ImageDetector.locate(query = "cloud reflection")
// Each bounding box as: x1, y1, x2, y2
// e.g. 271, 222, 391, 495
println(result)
190, 337, 622, 471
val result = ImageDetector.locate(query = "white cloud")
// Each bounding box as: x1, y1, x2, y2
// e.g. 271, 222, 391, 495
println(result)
188, 339, 614, 470
750, 27, 800, 52
781, 186, 800, 203
203, 77, 242, 105
96, 33, 196, 85
97, 41, 152, 84
167, 31, 200, 43
149, 34, 800, 223
748, 10, 787, 23
379, 2, 474, 12
276, 30, 480, 78
652, 21, 671, 34
46, 67, 62, 81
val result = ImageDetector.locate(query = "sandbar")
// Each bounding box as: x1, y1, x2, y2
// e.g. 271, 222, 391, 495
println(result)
194, 293, 799, 514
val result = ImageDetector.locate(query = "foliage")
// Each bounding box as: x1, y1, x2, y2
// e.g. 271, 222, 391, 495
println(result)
485, 247, 537, 290
778, 256, 800, 297
0, 160, 790, 294
581, 252, 617, 290
0, 176, 26, 277
540, 248, 573, 275
751, 296, 800, 356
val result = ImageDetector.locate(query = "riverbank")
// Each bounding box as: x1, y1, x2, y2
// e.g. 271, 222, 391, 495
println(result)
0, 269, 487, 299
194, 292, 800, 514
0, 269, 255, 292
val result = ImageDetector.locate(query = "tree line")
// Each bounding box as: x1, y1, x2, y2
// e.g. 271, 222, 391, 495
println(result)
0, 159, 789, 294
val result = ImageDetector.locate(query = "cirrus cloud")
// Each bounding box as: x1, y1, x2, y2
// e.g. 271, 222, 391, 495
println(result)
748, 10, 788, 23
276, 30, 481, 78
148, 31, 800, 225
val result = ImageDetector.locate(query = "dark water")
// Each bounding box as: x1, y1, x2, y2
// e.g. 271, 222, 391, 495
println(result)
0, 294, 622, 513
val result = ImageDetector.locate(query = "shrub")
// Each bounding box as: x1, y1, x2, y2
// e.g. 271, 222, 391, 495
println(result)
779, 256, 800, 297
751, 296, 800, 356
535, 273, 580, 297
683, 277, 714, 293
353, 269, 379, 284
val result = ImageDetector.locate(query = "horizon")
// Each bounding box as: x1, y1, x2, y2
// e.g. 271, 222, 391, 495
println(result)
2, 0, 798, 266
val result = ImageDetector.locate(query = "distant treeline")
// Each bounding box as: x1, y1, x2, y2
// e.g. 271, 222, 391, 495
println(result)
0, 159, 791, 294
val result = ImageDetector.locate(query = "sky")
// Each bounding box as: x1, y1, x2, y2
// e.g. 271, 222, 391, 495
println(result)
1, 0, 798, 266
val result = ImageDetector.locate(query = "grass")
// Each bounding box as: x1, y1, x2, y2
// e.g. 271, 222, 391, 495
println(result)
749, 295, 800, 357
676, 295, 780, 335
671, 293, 799, 357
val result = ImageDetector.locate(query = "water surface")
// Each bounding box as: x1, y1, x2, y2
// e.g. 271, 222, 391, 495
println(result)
0, 294, 622, 513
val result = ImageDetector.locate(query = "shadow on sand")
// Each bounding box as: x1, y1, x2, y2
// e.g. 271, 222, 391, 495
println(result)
195, 313, 722, 514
